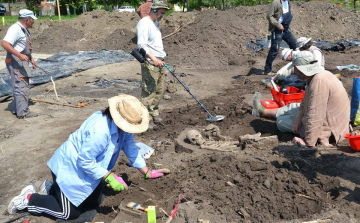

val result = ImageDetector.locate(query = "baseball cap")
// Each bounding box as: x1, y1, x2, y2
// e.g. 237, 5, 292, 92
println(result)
151, 1, 170, 9
292, 51, 324, 76
19, 9, 37, 20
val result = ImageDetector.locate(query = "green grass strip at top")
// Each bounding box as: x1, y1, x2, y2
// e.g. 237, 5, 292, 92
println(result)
0, 15, 79, 25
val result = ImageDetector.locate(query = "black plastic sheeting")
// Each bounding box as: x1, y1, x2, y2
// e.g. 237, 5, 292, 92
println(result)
247, 38, 360, 53
0, 49, 133, 98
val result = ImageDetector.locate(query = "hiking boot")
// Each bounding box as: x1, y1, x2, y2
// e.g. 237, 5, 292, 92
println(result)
38, 179, 53, 195
261, 77, 272, 85
8, 184, 36, 214
252, 92, 265, 117
17, 111, 38, 119
152, 117, 163, 123
263, 71, 276, 76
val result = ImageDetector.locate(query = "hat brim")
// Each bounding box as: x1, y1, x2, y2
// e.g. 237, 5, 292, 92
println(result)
295, 62, 324, 76
31, 15, 38, 20
108, 95, 149, 134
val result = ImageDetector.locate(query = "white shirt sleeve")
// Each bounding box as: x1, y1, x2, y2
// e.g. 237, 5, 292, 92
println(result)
3, 25, 20, 45
312, 50, 323, 66
136, 20, 150, 54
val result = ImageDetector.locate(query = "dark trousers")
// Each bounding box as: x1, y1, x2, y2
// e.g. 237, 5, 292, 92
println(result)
27, 172, 103, 220
264, 28, 297, 73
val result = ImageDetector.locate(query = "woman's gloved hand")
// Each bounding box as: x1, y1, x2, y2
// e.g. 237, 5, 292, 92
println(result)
105, 173, 128, 192
145, 169, 170, 179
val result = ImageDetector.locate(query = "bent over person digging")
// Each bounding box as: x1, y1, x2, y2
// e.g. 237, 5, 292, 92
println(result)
253, 51, 350, 147
7, 94, 170, 220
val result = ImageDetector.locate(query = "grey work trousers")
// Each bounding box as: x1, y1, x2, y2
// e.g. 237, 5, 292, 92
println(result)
7, 66, 30, 117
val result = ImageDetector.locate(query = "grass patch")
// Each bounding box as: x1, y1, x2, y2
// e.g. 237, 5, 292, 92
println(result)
0, 15, 79, 25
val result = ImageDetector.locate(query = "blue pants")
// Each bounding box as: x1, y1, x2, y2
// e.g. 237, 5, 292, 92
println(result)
264, 28, 297, 73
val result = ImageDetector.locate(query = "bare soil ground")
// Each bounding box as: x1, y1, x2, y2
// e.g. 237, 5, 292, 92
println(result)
1, 2, 360, 223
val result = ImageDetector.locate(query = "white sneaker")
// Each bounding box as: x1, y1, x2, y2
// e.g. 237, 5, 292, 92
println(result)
38, 179, 53, 195
8, 185, 36, 214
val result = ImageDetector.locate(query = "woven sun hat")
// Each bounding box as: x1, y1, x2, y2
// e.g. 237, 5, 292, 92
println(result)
151, 1, 170, 9
296, 37, 312, 49
292, 51, 324, 77
281, 48, 292, 61
108, 95, 150, 133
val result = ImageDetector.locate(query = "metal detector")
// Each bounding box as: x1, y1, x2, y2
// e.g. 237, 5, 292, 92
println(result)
130, 48, 225, 122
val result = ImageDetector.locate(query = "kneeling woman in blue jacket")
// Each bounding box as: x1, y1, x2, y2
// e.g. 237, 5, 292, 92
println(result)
8, 94, 170, 220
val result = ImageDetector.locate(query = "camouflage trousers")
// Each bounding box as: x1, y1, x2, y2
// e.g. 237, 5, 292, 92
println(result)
141, 62, 166, 117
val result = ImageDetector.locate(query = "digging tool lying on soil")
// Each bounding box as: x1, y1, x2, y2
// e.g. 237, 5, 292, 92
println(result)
32, 98, 88, 108
37, 66, 59, 101
165, 194, 188, 223
131, 48, 225, 122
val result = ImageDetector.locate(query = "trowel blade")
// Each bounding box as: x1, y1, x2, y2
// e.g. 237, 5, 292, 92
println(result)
206, 115, 225, 122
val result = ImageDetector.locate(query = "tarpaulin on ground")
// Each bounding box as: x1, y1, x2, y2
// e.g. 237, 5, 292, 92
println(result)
247, 37, 360, 53
0, 49, 133, 98
246, 37, 290, 52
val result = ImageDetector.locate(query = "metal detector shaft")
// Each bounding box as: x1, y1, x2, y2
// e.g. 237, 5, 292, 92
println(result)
164, 64, 214, 117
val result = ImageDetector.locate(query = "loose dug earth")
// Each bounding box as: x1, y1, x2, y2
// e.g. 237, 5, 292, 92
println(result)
0, 1, 360, 223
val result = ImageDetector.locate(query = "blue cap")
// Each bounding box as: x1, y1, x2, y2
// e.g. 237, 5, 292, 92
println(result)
19, 9, 37, 20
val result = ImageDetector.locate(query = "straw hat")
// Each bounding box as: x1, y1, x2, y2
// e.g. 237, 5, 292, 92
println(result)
292, 51, 324, 77
108, 95, 149, 133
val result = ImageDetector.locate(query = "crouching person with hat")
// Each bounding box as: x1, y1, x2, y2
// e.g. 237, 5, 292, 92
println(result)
7, 95, 170, 220
263, 37, 325, 87
253, 51, 349, 147
1, 9, 38, 118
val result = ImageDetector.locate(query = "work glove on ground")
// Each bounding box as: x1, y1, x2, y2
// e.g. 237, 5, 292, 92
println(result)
145, 169, 170, 179
105, 173, 128, 192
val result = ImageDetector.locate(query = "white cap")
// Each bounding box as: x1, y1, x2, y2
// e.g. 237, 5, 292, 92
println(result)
296, 37, 312, 49
292, 51, 324, 76
19, 9, 37, 20
281, 48, 292, 61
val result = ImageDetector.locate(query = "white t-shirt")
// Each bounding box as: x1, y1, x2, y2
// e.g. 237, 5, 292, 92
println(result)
136, 16, 166, 59
278, 0, 289, 24
3, 21, 29, 53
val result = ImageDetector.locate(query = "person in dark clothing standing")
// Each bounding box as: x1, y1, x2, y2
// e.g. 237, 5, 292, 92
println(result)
264, 0, 297, 75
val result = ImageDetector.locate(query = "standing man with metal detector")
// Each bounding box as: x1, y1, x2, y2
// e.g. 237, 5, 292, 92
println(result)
1, 9, 38, 118
136, 1, 169, 122
264, 0, 297, 75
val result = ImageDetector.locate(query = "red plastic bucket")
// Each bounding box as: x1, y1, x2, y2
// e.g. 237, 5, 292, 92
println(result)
271, 87, 305, 107
344, 133, 360, 151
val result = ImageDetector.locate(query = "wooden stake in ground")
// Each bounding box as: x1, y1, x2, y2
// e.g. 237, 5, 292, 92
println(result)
56, 0, 61, 21
37, 66, 59, 101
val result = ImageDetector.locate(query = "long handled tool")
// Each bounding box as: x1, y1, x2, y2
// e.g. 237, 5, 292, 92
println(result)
165, 194, 187, 223
131, 48, 225, 122
37, 66, 59, 101
32, 98, 88, 108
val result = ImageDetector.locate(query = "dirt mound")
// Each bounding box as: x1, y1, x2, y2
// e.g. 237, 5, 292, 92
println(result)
32, 10, 140, 53
30, 2, 359, 68
164, 1, 360, 68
